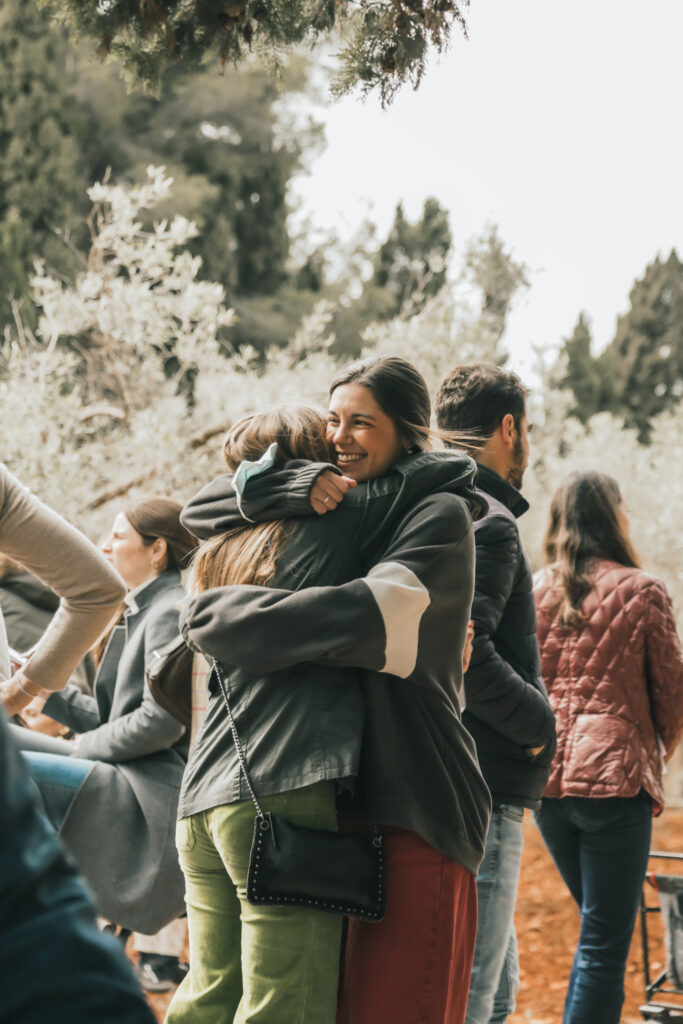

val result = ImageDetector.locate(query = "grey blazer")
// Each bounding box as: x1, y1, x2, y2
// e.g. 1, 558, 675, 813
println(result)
44, 571, 188, 933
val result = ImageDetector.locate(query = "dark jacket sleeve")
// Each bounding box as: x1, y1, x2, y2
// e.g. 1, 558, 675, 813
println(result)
43, 686, 101, 734
75, 603, 186, 762
465, 514, 555, 749
180, 462, 338, 539
181, 493, 470, 680
643, 578, 683, 756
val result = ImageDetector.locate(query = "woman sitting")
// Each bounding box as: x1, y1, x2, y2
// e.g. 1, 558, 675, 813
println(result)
12, 497, 197, 947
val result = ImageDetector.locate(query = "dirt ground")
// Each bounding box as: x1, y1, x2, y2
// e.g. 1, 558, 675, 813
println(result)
146, 808, 683, 1023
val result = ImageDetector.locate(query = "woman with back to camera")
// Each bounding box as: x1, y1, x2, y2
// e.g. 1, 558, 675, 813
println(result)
178, 357, 492, 1024
11, 497, 197, 951
533, 470, 683, 1024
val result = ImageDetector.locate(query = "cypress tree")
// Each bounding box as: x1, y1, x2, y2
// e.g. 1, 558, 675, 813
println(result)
599, 250, 683, 439
559, 313, 604, 423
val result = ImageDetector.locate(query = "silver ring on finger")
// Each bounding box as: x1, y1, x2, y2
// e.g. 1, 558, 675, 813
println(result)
323, 495, 332, 505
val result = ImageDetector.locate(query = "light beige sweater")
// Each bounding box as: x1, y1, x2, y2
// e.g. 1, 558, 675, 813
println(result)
0, 464, 126, 690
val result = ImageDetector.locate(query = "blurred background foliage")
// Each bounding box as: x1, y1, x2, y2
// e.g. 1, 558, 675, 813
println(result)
1, 0, 681, 628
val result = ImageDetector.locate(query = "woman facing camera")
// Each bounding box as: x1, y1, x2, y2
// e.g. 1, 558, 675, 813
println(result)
13, 498, 197, 938
178, 357, 492, 1024
533, 471, 683, 1024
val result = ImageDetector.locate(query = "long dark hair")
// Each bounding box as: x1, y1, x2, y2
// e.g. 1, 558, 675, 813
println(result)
330, 356, 475, 451
543, 471, 641, 627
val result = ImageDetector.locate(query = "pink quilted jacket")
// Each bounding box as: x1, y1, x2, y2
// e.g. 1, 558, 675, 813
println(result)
534, 560, 683, 812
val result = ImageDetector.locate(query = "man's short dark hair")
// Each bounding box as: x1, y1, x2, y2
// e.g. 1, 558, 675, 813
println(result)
435, 363, 528, 439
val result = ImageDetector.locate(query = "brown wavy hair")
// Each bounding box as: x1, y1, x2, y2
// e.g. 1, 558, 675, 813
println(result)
543, 470, 641, 627
190, 405, 333, 593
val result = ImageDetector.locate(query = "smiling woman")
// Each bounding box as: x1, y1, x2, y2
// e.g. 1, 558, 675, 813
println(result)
327, 384, 406, 481
305, 356, 435, 514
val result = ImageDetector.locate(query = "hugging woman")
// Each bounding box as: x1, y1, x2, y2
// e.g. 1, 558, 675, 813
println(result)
171, 357, 492, 1024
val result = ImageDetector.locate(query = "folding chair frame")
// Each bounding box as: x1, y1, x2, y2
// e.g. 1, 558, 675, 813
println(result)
640, 851, 683, 1022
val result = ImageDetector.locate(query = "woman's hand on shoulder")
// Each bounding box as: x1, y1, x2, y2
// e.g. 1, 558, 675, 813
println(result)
310, 471, 357, 515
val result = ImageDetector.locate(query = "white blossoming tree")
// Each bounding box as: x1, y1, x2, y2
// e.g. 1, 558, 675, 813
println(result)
31, 165, 232, 419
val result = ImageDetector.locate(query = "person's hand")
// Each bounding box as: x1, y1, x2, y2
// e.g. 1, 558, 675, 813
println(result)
0, 672, 52, 717
310, 470, 357, 515
0, 677, 33, 716
462, 620, 475, 674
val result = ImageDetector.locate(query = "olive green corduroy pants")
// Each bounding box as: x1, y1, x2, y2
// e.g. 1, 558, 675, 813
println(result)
165, 782, 341, 1024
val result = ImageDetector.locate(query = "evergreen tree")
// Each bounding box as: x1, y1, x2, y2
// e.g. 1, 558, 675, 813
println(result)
329, 198, 452, 353
0, 15, 317, 344
374, 198, 451, 311
559, 312, 604, 422
72, 54, 316, 301
41, 0, 468, 106
599, 250, 683, 439
462, 225, 529, 355
0, 0, 92, 328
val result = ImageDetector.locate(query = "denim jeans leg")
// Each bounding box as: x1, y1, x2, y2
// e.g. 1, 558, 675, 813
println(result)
536, 794, 652, 1024
491, 927, 519, 1024
21, 750, 94, 830
465, 805, 524, 1024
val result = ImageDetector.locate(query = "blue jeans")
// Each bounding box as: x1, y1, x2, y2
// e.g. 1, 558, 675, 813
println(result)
11, 724, 94, 830
465, 804, 524, 1024
535, 792, 652, 1024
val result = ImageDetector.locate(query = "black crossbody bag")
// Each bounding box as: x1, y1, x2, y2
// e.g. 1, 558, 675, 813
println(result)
214, 660, 386, 922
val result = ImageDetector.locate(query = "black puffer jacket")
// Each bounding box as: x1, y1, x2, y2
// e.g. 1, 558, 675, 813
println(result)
462, 465, 556, 808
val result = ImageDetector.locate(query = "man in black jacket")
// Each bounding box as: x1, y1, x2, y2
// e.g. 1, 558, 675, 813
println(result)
436, 363, 556, 1024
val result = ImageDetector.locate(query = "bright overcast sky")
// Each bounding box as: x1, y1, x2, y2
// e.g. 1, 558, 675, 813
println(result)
290, 0, 683, 375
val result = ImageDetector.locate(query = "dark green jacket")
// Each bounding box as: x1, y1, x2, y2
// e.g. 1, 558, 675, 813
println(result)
180, 452, 492, 875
